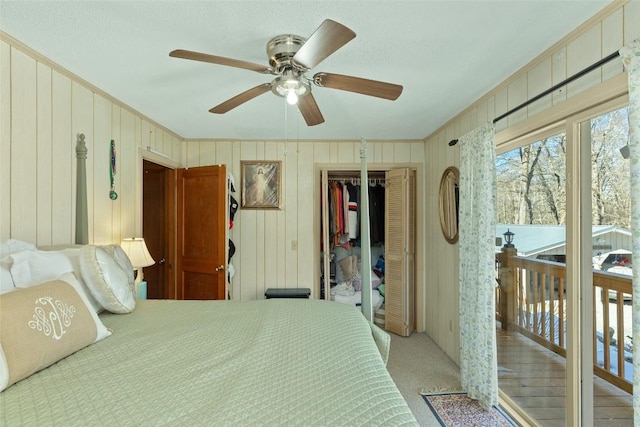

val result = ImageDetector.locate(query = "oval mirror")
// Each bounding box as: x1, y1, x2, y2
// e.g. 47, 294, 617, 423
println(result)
439, 166, 460, 244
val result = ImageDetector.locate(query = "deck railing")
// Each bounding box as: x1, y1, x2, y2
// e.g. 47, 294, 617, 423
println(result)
496, 251, 633, 393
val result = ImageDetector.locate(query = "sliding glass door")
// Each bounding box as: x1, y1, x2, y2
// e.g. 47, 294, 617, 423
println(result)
496, 101, 632, 426
496, 129, 568, 425
577, 105, 632, 425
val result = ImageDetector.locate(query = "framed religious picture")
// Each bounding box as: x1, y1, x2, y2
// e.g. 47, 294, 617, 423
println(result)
240, 160, 282, 209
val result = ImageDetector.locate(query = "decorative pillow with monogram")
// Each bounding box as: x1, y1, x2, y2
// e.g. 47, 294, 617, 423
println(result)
0, 273, 111, 391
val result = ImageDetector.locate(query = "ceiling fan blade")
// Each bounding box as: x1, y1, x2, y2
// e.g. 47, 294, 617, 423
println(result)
292, 19, 356, 69
170, 49, 273, 74
209, 83, 272, 114
312, 72, 403, 100
298, 93, 325, 126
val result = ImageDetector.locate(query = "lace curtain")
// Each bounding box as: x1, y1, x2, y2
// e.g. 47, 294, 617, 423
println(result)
458, 122, 498, 409
619, 38, 640, 424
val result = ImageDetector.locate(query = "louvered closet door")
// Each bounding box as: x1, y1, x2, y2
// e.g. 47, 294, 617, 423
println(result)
384, 168, 416, 336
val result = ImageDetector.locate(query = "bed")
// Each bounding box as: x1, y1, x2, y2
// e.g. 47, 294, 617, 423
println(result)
0, 242, 417, 426
1, 137, 416, 425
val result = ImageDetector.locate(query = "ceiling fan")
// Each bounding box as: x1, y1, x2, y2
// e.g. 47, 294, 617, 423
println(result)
169, 19, 403, 126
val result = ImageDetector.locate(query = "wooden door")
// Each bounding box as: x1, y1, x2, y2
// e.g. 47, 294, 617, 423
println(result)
384, 168, 416, 336
177, 165, 227, 300
143, 160, 173, 299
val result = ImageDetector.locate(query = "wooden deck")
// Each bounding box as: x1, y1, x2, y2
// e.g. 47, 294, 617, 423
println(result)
497, 328, 632, 426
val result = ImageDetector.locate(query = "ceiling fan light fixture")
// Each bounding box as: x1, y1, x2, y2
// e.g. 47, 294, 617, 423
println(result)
272, 72, 309, 105
286, 89, 298, 105
174, 19, 402, 125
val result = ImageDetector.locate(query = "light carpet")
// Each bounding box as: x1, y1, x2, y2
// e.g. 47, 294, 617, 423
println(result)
386, 333, 463, 426
421, 392, 517, 427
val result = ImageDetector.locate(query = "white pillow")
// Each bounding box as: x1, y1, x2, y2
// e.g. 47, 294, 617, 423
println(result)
58, 248, 103, 313
0, 239, 36, 258
1, 249, 102, 313
0, 272, 111, 392
79, 245, 135, 314
0, 265, 14, 293
5, 250, 74, 285
99, 245, 135, 287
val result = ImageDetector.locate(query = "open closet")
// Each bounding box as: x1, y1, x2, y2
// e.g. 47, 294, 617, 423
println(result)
320, 168, 416, 336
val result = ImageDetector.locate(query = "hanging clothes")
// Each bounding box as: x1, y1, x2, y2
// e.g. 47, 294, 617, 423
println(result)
326, 179, 385, 247
368, 184, 385, 244
346, 183, 358, 240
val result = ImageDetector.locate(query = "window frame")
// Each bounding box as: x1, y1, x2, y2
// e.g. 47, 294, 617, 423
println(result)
495, 74, 629, 425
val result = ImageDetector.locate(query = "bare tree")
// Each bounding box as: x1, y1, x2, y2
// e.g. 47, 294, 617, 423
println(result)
517, 142, 544, 224
590, 108, 630, 227
496, 107, 629, 230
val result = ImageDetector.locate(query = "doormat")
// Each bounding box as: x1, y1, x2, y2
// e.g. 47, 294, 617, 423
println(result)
422, 393, 517, 427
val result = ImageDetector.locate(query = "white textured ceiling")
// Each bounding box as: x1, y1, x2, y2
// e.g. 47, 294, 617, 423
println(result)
0, 1, 611, 141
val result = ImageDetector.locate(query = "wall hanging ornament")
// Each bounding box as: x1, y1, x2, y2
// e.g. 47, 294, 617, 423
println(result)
109, 139, 118, 200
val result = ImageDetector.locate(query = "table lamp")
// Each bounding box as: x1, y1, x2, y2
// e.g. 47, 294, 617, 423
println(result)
120, 237, 155, 285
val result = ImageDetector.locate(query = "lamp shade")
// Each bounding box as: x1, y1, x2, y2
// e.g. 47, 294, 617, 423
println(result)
120, 237, 155, 268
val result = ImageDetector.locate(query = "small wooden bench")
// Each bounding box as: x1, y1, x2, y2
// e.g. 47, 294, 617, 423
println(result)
265, 288, 311, 299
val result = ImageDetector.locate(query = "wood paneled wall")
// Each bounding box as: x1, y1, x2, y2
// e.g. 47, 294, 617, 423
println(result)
423, 1, 640, 364
0, 33, 182, 246
2, 1, 637, 358
182, 140, 425, 315
0, 32, 427, 329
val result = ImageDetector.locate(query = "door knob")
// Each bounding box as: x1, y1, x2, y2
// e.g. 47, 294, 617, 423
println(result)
158, 258, 166, 265
216, 265, 225, 271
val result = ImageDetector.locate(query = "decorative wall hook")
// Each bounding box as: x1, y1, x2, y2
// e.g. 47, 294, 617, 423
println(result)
109, 139, 118, 200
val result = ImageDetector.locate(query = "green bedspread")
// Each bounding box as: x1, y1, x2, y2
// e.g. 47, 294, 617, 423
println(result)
1, 299, 417, 426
